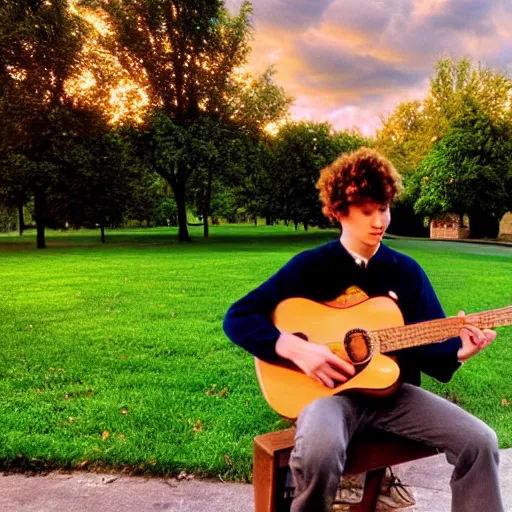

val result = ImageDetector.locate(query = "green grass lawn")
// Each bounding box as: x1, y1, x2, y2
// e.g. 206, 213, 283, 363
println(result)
0, 225, 511, 481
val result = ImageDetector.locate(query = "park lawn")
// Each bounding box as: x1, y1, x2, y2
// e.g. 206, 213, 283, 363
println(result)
0, 225, 511, 481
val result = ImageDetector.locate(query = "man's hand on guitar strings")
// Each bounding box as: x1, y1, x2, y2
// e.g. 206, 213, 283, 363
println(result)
456, 310, 497, 362
275, 332, 356, 388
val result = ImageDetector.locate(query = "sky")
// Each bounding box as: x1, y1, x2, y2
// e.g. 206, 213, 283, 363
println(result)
226, 0, 512, 136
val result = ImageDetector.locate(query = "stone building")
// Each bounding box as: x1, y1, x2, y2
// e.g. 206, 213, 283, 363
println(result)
430, 212, 512, 240
430, 214, 469, 239
499, 212, 512, 240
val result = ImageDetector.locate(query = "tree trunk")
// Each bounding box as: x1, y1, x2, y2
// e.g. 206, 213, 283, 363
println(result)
303, 222, 309, 231
253, 216, 258, 226
174, 187, 191, 241
17, 201, 24, 236
34, 191, 46, 249
203, 168, 213, 238
202, 210, 209, 238
100, 221, 105, 243
294, 221, 299, 231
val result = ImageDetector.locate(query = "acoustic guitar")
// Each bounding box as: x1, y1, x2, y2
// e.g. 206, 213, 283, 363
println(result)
255, 290, 512, 419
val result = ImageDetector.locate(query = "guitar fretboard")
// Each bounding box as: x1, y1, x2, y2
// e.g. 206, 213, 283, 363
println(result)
374, 305, 512, 353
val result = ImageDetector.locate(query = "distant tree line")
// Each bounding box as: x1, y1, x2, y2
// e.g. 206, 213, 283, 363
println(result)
1, 1, 511, 246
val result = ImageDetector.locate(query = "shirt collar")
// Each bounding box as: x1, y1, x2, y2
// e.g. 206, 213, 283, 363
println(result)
340, 240, 380, 267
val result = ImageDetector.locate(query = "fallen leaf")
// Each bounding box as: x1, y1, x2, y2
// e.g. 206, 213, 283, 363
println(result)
64, 394, 70, 400
77, 460, 88, 469
102, 430, 110, 441
69, 417, 75, 423
205, 385, 228, 397
177, 470, 187, 480
224, 455, 233, 467
205, 384, 217, 395
192, 419, 204, 432
501, 398, 510, 407
121, 408, 128, 415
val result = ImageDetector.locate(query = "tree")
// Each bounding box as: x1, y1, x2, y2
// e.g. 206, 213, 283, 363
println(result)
124, 170, 176, 228
231, 137, 275, 225
0, 0, 89, 248
186, 116, 239, 237
411, 105, 512, 238
81, 0, 255, 241
375, 100, 428, 175
377, 57, 512, 176
223, 66, 292, 137
271, 122, 371, 230
0, 153, 30, 236
54, 125, 144, 241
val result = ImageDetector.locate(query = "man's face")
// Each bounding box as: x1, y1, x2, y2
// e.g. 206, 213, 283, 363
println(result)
338, 201, 391, 249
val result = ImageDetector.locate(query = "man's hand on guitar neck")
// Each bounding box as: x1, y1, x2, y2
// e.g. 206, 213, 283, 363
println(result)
457, 310, 497, 362
275, 332, 356, 388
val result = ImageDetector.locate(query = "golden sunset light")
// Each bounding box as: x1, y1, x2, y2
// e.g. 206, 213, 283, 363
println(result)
66, 1, 150, 125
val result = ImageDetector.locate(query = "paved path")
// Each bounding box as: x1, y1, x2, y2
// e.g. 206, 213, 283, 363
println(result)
2, 449, 511, 511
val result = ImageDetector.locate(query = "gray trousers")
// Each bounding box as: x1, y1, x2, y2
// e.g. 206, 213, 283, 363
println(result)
289, 384, 504, 512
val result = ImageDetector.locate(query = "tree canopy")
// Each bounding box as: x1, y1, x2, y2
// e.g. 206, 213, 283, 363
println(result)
410, 104, 512, 237
0, 0, 92, 247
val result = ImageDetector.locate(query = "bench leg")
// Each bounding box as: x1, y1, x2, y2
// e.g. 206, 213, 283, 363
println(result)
254, 440, 277, 512
350, 467, 386, 512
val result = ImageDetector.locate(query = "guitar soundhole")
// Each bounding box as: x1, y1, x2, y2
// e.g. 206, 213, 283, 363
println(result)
344, 328, 374, 365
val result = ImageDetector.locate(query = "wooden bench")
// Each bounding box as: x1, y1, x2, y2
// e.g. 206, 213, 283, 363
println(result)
253, 428, 439, 512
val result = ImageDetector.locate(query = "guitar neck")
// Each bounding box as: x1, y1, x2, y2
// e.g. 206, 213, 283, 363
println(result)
374, 305, 512, 353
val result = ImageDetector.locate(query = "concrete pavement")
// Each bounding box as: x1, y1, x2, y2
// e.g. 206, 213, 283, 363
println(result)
1, 448, 511, 511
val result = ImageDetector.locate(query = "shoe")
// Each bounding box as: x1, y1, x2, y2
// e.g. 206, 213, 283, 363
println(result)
376, 467, 416, 511
332, 467, 416, 511
334, 473, 365, 505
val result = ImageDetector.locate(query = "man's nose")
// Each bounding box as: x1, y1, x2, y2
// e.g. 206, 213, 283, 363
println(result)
372, 214, 384, 227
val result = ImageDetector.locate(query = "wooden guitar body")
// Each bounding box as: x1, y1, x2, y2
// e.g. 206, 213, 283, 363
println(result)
254, 293, 511, 419
255, 295, 404, 419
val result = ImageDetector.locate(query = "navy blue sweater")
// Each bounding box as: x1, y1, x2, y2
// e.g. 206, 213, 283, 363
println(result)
223, 240, 462, 385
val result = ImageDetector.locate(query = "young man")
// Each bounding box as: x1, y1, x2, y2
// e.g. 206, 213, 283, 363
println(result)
223, 148, 503, 512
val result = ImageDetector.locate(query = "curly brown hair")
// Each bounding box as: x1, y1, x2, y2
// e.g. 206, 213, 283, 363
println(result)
316, 147, 402, 222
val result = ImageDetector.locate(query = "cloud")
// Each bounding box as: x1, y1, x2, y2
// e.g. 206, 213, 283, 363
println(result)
264, 0, 337, 30
419, 0, 494, 35
296, 37, 422, 94
228, 0, 510, 134
226, 0, 336, 30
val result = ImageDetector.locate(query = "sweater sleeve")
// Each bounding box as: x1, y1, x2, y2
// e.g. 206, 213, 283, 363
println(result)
223, 251, 314, 361
400, 263, 462, 383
